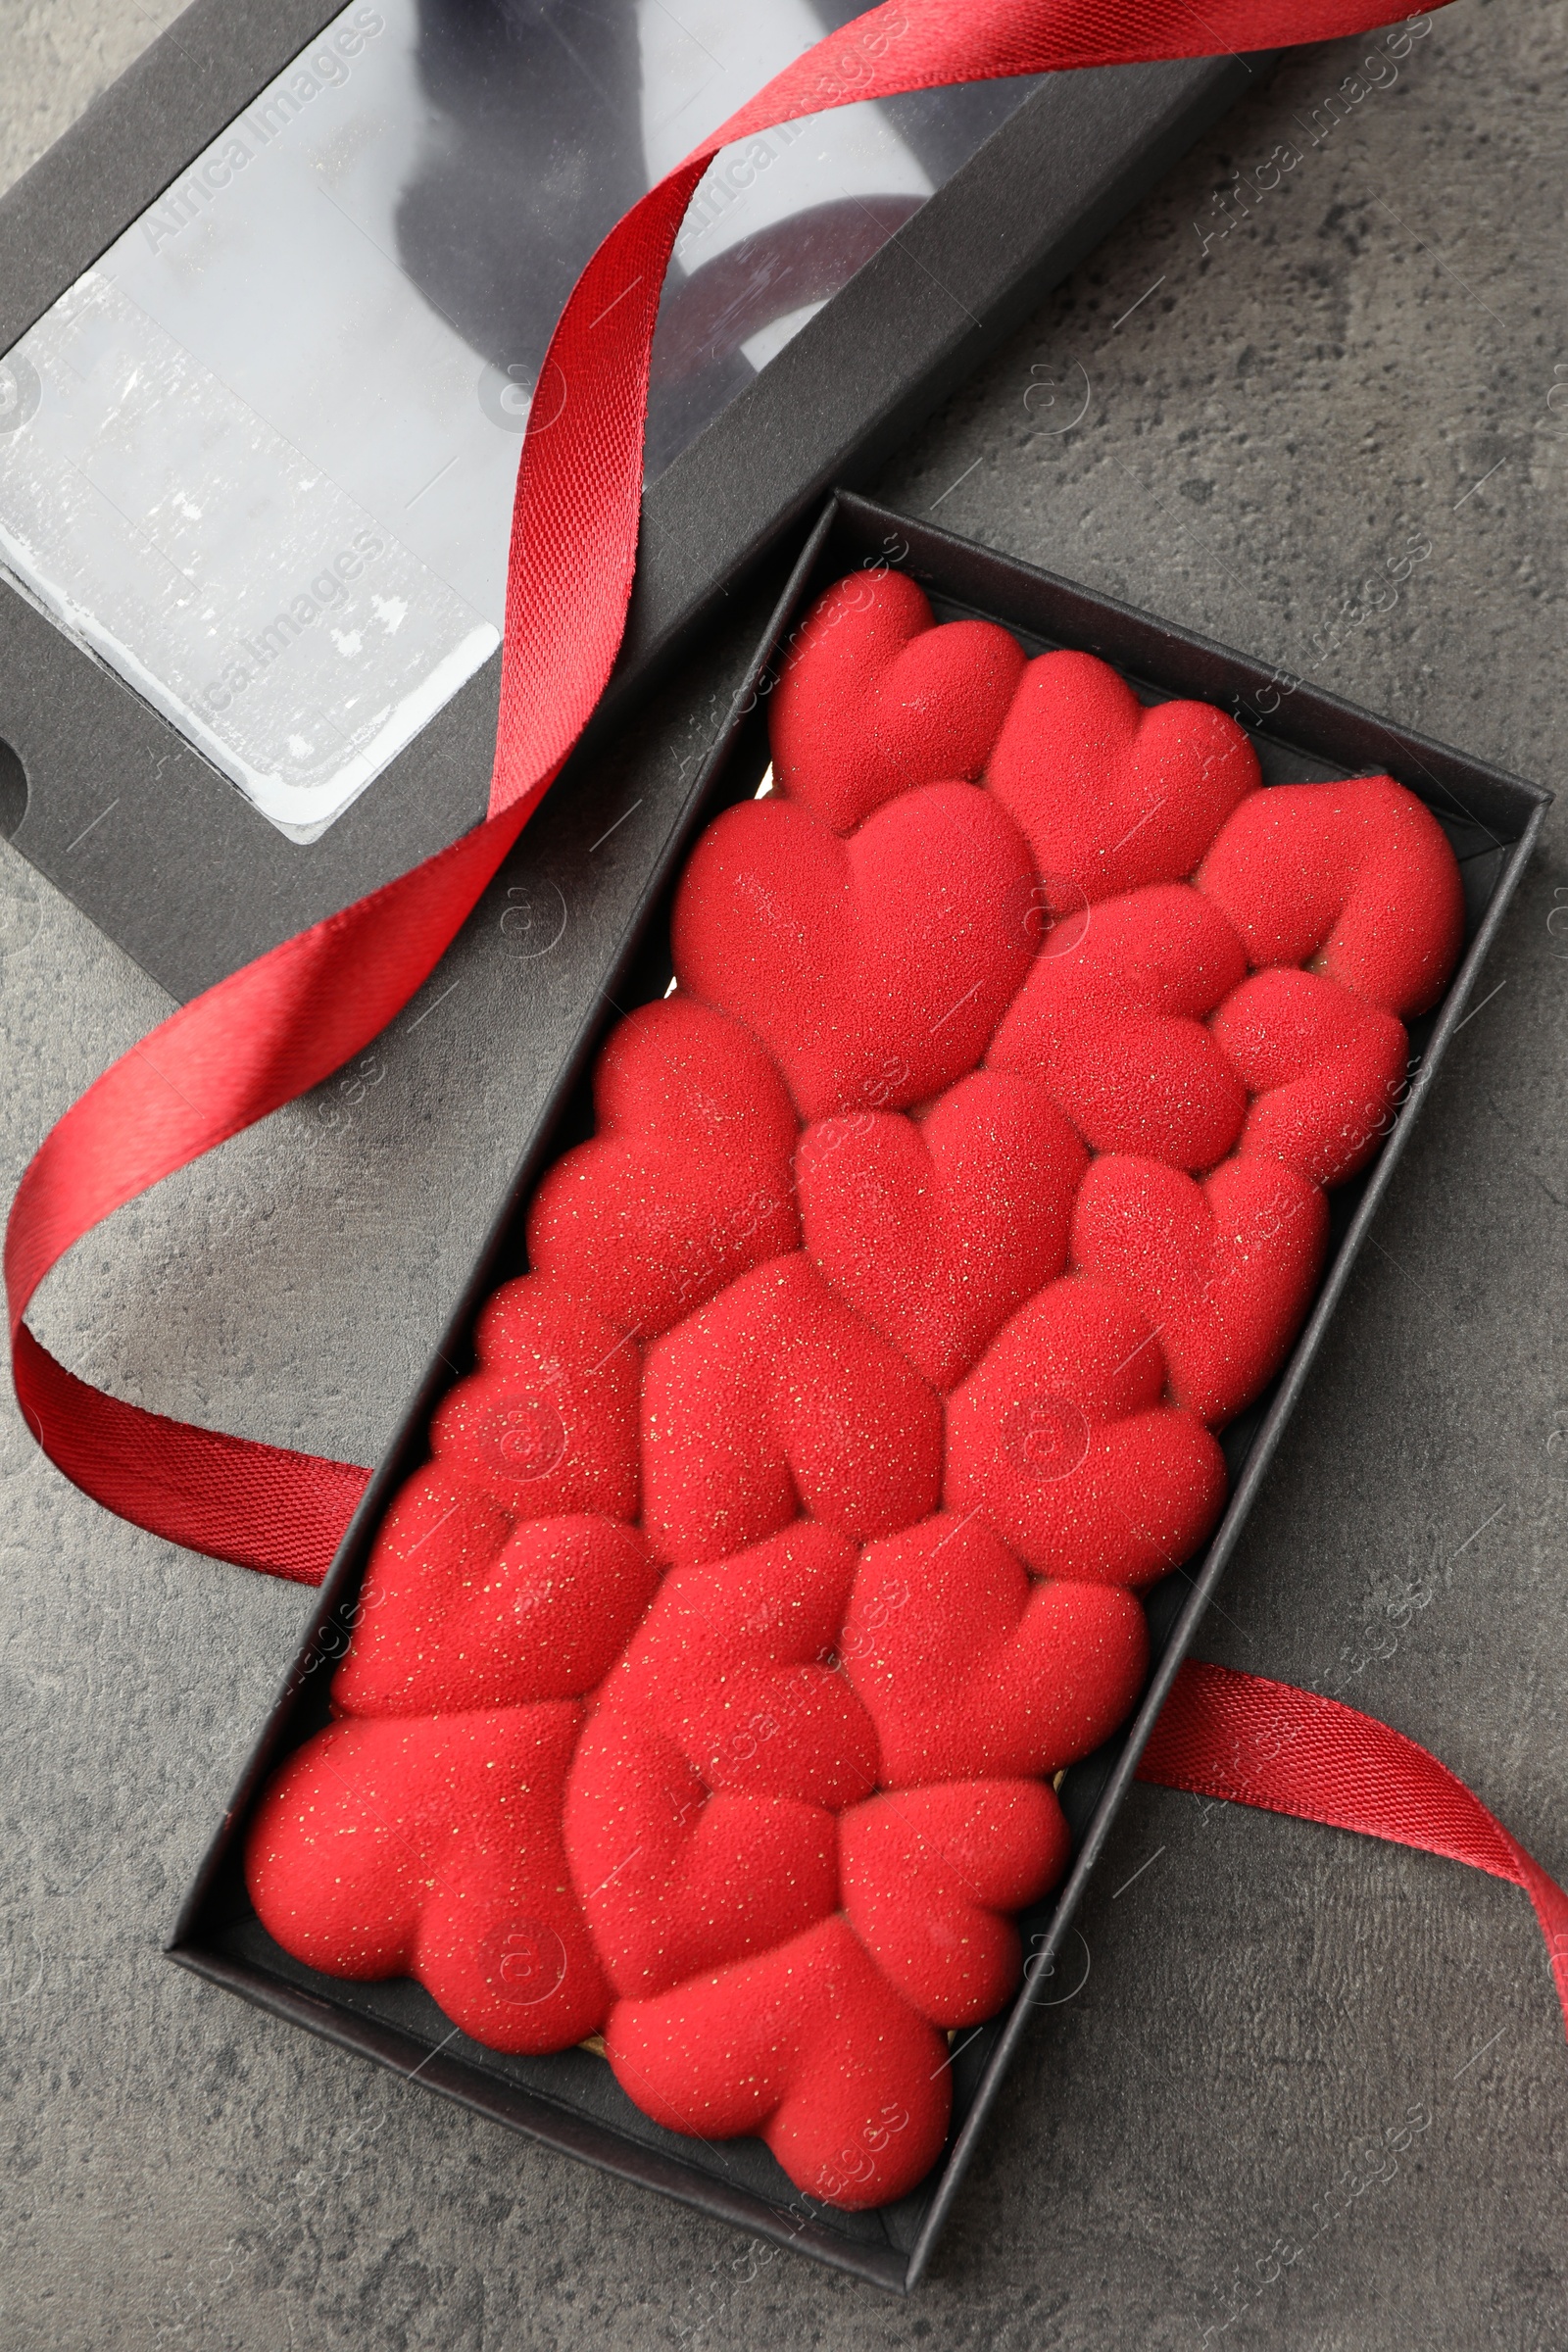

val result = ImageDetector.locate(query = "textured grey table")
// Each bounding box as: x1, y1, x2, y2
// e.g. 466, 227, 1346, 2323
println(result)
3, 7, 1566, 2347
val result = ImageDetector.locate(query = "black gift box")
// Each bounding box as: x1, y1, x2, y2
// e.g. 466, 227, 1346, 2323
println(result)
171, 491, 1546, 2291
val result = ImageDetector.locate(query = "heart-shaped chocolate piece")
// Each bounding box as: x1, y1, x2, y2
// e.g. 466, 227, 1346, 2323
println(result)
797, 1070, 1088, 1389
640, 1255, 943, 1566
986, 649, 1258, 900
527, 997, 801, 1338
672, 783, 1038, 1120
1196, 774, 1464, 1015
247, 1706, 608, 2054
605, 1522, 877, 1807
842, 1513, 1148, 1784
945, 1278, 1228, 1585
334, 1470, 662, 1717
429, 1275, 643, 1523
987, 882, 1249, 1166
565, 1707, 840, 1997
1070, 1153, 1330, 1427
840, 1780, 1070, 2026
606, 1916, 951, 2209
1210, 967, 1410, 1188
770, 568, 1026, 832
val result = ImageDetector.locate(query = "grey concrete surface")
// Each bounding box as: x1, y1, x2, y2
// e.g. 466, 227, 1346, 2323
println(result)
2, 4, 1566, 2347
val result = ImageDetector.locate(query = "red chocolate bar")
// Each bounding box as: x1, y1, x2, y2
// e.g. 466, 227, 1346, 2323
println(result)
246, 568, 1462, 2210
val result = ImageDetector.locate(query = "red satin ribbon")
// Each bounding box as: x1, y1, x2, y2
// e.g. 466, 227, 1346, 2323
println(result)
1139, 1663, 1568, 2034
12, 0, 1565, 2036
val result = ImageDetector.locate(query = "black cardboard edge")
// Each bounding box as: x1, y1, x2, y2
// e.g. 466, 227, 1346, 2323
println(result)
0, 9, 1265, 1000
169, 491, 1551, 2294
